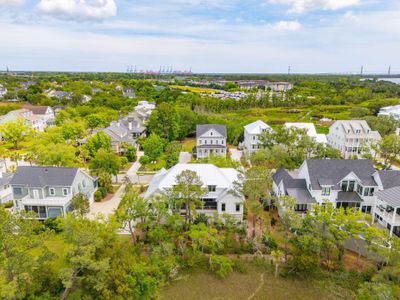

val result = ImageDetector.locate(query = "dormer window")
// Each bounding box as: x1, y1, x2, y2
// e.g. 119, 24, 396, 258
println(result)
210, 131, 213, 136
208, 185, 216, 192
322, 187, 331, 196
63, 188, 69, 196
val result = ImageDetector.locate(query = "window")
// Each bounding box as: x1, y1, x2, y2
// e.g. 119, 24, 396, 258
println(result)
221, 140, 224, 145
361, 206, 372, 214
48, 207, 62, 218
348, 181, 355, 192
210, 131, 213, 136
357, 184, 363, 195
341, 181, 348, 191
295, 204, 307, 212
49, 188, 55, 196
199, 139, 202, 144
208, 185, 216, 192
363, 187, 374, 196
13, 187, 22, 196
253, 136, 256, 140
221, 203, 226, 212
82, 180, 86, 187
63, 188, 69, 196
236, 203, 240, 212
322, 187, 331, 196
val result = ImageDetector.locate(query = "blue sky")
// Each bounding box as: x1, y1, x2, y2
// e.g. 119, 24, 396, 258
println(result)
0, 0, 399, 73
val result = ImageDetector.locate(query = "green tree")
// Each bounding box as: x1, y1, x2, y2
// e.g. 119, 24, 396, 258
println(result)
60, 215, 117, 300
0, 118, 32, 149
116, 186, 151, 243
90, 149, 121, 178
379, 134, 400, 169
35, 143, 77, 167
85, 131, 112, 157
142, 133, 165, 162
71, 193, 90, 216
276, 196, 302, 263
147, 102, 180, 141
170, 170, 207, 228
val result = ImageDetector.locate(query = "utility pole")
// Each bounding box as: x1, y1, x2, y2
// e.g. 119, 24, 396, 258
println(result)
388, 65, 391, 76
288, 65, 291, 75
360, 65, 364, 76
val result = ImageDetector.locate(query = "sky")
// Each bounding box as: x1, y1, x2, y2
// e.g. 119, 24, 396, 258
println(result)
0, 0, 399, 73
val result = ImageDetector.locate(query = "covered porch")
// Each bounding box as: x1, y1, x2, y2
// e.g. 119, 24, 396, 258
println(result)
336, 191, 362, 209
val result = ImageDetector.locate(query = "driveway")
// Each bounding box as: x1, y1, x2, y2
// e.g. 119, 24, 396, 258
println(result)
89, 151, 143, 219
179, 152, 192, 163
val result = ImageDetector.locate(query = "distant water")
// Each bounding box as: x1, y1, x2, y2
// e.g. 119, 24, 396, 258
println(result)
378, 78, 400, 85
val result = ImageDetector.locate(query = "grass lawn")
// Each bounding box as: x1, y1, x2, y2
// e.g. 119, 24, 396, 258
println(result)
159, 263, 355, 300
181, 138, 196, 152
170, 85, 220, 94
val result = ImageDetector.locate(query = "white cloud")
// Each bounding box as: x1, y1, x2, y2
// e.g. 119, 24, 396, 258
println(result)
270, 20, 302, 30
36, 0, 117, 21
270, 0, 361, 13
0, 0, 24, 5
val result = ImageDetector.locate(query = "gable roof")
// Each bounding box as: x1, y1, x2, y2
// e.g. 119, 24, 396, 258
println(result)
376, 170, 400, 189
196, 124, 227, 138
305, 159, 377, 190
10, 166, 79, 187
145, 163, 238, 198
22, 105, 52, 115
377, 187, 400, 207
0, 173, 13, 187
244, 120, 271, 135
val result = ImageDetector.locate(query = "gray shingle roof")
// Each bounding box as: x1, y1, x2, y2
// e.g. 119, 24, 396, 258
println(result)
377, 187, 400, 207
0, 173, 13, 187
306, 159, 377, 190
377, 170, 400, 189
337, 191, 363, 202
10, 166, 78, 187
286, 188, 316, 204
273, 168, 315, 204
196, 124, 227, 138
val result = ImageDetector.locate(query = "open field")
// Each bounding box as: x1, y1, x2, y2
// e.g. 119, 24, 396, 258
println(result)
159, 263, 355, 300
170, 85, 220, 94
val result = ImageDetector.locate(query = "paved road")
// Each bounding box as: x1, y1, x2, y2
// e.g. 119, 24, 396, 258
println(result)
88, 152, 143, 220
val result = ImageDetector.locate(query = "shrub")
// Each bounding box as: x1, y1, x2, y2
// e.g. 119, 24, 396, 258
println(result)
2, 200, 13, 209
194, 214, 209, 225
262, 234, 278, 252
125, 145, 137, 162
94, 187, 108, 202
43, 218, 63, 233
209, 255, 234, 278
139, 155, 151, 165
120, 156, 129, 168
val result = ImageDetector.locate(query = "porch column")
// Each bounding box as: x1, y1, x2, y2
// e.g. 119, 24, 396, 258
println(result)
390, 207, 397, 237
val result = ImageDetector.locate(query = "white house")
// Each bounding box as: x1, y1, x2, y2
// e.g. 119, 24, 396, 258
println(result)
327, 120, 381, 159
373, 170, 400, 237
273, 159, 379, 215
0, 84, 7, 98
284, 122, 327, 144
378, 105, 400, 120
196, 124, 227, 159
243, 120, 272, 152
145, 163, 244, 221
0, 171, 13, 204
10, 166, 98, 219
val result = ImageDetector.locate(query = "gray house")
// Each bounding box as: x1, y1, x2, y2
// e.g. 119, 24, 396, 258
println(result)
10, 166, 97, 219
196, 124, 227, 159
